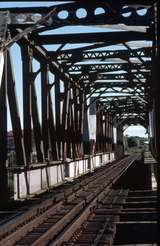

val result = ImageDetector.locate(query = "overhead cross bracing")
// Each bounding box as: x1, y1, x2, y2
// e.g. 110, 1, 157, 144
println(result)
0, 1, 160, 244
16, 0, 152, 129
0, 0, 159, 205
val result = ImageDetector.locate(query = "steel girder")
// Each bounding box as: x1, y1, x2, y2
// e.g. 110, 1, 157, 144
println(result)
0, 0, 156, 167
47, 48, 152, 62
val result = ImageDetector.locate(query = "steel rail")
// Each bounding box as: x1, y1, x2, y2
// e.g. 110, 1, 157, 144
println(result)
0, 155, 140, 246
62, 189, 129, 246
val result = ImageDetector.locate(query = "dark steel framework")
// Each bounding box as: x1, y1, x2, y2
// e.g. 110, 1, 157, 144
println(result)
0, 1, 159, 220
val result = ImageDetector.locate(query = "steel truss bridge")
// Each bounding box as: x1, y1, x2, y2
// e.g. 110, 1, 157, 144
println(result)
0, 1, 160, 244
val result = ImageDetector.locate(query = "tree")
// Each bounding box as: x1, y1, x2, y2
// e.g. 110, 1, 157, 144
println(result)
127, 137, 137, 147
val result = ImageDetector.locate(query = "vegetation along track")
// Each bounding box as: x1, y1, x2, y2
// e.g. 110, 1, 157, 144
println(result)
0, 155, 140, 246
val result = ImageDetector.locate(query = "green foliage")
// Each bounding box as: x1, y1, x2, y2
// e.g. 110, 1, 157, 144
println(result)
127, 137, 138, 147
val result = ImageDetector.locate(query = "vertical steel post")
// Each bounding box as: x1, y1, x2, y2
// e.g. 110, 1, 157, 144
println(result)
153, 3, 160, 243
73, 87, 78, 158
48, 90, 59, 160
0, 51, 8, 206
61, 83, 70, 160
55, 74, 61, 160
7, 51, 26, 166
108, 113, 111, 153
83, 96, 90, 155
110, 115, 113, 153
66, 93, 72, 159
105, 112, 109, 152
41, 63, 49, 161
77, 90, 84, 157
157, 3, 160, 243
21, 46, 32, 165
31, 69, 44, 163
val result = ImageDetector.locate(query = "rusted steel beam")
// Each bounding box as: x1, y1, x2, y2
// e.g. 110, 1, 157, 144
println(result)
31, 71, 44, 163
48, 91, 59, 161
61, 83, 70, 160
0, 52, 8, 206
77, 90, 84, 158
41, 63, 49, 161
69, 89, 75, 159
70, 87, 83, 158
10, 31, 82, 90
21, 45, 32, 165
55, 75, 61, 160
105, 112, 109, 152
7, 50, 26, 166
156, 3, 160, 241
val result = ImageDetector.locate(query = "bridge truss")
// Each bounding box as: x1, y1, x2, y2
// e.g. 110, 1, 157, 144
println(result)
0, 0, 159, 207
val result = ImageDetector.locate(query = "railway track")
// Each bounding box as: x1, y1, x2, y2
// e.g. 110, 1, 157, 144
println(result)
61, 189, 129, 246
0, 155, 140, 246
62, 189, 157, 246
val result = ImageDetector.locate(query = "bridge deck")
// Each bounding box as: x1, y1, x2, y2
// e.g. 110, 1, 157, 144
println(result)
0, 155, 157, 246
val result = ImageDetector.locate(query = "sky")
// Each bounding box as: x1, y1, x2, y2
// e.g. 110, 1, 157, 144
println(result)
124, 125, 148, 138
0, 1, 149, 138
